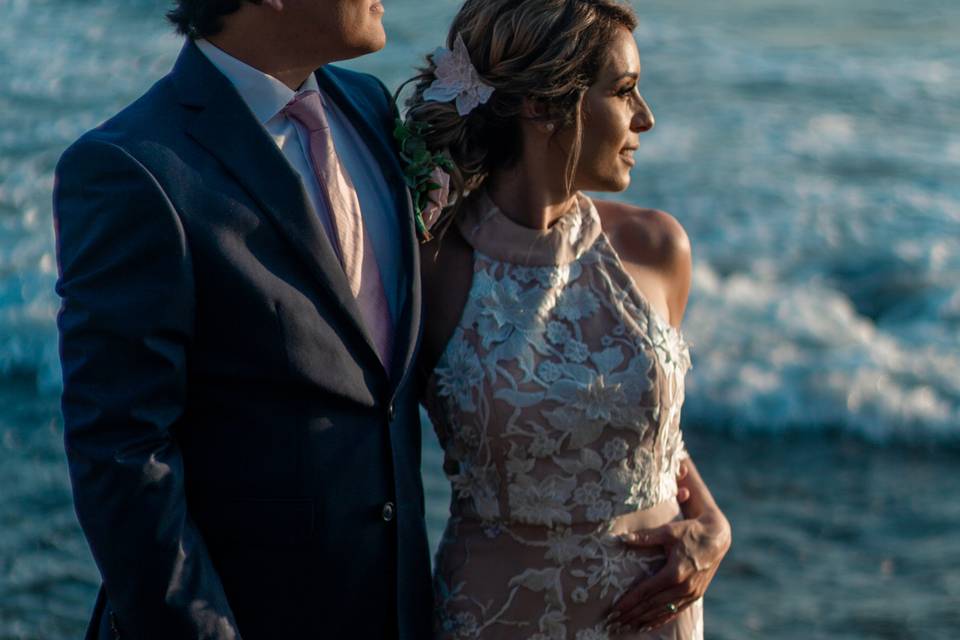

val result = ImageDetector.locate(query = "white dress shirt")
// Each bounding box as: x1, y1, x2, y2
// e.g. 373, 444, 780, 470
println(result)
195, 39, 403, 323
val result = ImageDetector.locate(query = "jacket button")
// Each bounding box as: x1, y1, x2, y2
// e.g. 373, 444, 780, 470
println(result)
381, 501, 395, 522
387, 402, 396, 421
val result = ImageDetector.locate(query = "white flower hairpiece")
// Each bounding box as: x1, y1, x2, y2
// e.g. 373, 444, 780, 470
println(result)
423, 33, 495, 116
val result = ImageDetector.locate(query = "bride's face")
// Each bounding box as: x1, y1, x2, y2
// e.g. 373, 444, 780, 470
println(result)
573, 27, 654, 192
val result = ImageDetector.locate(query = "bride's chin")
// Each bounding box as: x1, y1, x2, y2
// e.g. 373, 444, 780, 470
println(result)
603, 174, 631, 193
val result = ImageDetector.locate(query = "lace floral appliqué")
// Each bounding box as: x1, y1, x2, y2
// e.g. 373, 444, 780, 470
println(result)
425, 195, 695, 639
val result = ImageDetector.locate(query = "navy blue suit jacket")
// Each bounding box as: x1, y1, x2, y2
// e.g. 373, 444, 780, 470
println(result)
53, 41, 431, 639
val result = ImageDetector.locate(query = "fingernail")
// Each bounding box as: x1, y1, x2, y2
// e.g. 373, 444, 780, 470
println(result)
606, 611, 620, 622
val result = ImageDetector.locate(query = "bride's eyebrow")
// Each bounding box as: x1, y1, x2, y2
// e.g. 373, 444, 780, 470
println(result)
612, 71, 640, 83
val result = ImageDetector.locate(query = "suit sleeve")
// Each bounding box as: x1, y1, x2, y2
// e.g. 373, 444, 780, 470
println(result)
53, 138, 240, 639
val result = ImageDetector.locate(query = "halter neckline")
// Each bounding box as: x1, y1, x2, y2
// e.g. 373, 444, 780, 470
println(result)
456, 190, 602, 267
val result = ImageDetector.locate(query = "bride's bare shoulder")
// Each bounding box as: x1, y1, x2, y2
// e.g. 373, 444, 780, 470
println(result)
593, 199, 690, 271
592, 198, 692, 324
418, 222, 474, 375
419, 221, 473, 294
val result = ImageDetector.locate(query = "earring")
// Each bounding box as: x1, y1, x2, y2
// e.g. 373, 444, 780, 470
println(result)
545, 122, 555, 132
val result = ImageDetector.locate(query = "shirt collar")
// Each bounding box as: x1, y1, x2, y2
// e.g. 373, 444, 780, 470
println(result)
195, 39, 321, 124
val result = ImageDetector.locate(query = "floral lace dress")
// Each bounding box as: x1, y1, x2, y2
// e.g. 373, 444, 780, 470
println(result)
423, 192, 702, 640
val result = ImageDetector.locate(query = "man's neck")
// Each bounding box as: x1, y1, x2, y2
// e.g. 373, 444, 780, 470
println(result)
206, 32, 317, 91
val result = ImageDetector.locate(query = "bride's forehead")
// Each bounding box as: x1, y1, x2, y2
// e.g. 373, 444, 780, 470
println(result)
600, 29, 641, 74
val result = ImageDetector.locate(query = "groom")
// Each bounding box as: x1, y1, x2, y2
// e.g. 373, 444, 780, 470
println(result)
53, 0, 430, 638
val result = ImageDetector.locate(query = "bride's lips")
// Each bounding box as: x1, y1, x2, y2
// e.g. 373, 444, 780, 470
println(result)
370, 1, 384, 14
620, 146, 637, 166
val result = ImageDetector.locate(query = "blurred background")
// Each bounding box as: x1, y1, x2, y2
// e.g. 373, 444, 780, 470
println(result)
1, 0, 958, 637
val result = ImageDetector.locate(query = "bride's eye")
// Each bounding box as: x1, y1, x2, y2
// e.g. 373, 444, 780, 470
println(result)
617, 84, 638, 99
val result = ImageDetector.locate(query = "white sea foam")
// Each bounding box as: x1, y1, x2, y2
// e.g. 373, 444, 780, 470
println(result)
1, 0, 958, 445
683, 262, 960, 444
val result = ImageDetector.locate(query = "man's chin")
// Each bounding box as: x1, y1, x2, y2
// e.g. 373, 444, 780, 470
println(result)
344, 28, 387, 58
328, 43, 385, 63
368, 30, 387, 54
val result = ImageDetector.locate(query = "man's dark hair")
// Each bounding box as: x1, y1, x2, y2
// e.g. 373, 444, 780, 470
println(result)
166, 0, 263, 39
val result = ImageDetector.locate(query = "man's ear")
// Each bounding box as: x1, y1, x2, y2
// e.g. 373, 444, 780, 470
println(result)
262, 0, 284, 11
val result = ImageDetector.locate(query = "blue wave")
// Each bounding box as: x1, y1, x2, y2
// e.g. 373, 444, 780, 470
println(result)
2, 0, 958, 443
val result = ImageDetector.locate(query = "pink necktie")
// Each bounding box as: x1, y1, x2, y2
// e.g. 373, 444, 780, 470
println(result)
283, 91, 392, 368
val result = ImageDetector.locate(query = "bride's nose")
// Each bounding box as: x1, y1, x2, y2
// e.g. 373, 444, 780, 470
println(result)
632, 96, 654, 132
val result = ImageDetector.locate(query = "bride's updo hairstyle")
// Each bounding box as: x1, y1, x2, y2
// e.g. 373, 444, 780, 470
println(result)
402, 0, 637, 221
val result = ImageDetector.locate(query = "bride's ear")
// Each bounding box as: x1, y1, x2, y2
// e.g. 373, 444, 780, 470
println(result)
522, 98, 555, 135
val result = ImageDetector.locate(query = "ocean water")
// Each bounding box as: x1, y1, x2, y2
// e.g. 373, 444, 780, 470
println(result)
2, 0, 958, 442
0, 0, 958, 638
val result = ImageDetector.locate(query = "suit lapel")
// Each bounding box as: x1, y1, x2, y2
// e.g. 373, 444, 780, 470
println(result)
170, 42, 383, 372
314, 67, 422, 388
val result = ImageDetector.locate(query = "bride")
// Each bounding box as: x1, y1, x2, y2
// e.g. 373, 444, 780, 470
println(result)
405, 1, 731, 637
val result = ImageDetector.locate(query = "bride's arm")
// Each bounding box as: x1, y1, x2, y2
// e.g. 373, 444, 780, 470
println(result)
677, 457, 726, 520
610, 458, 732, 632
595, 200, 730, 631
